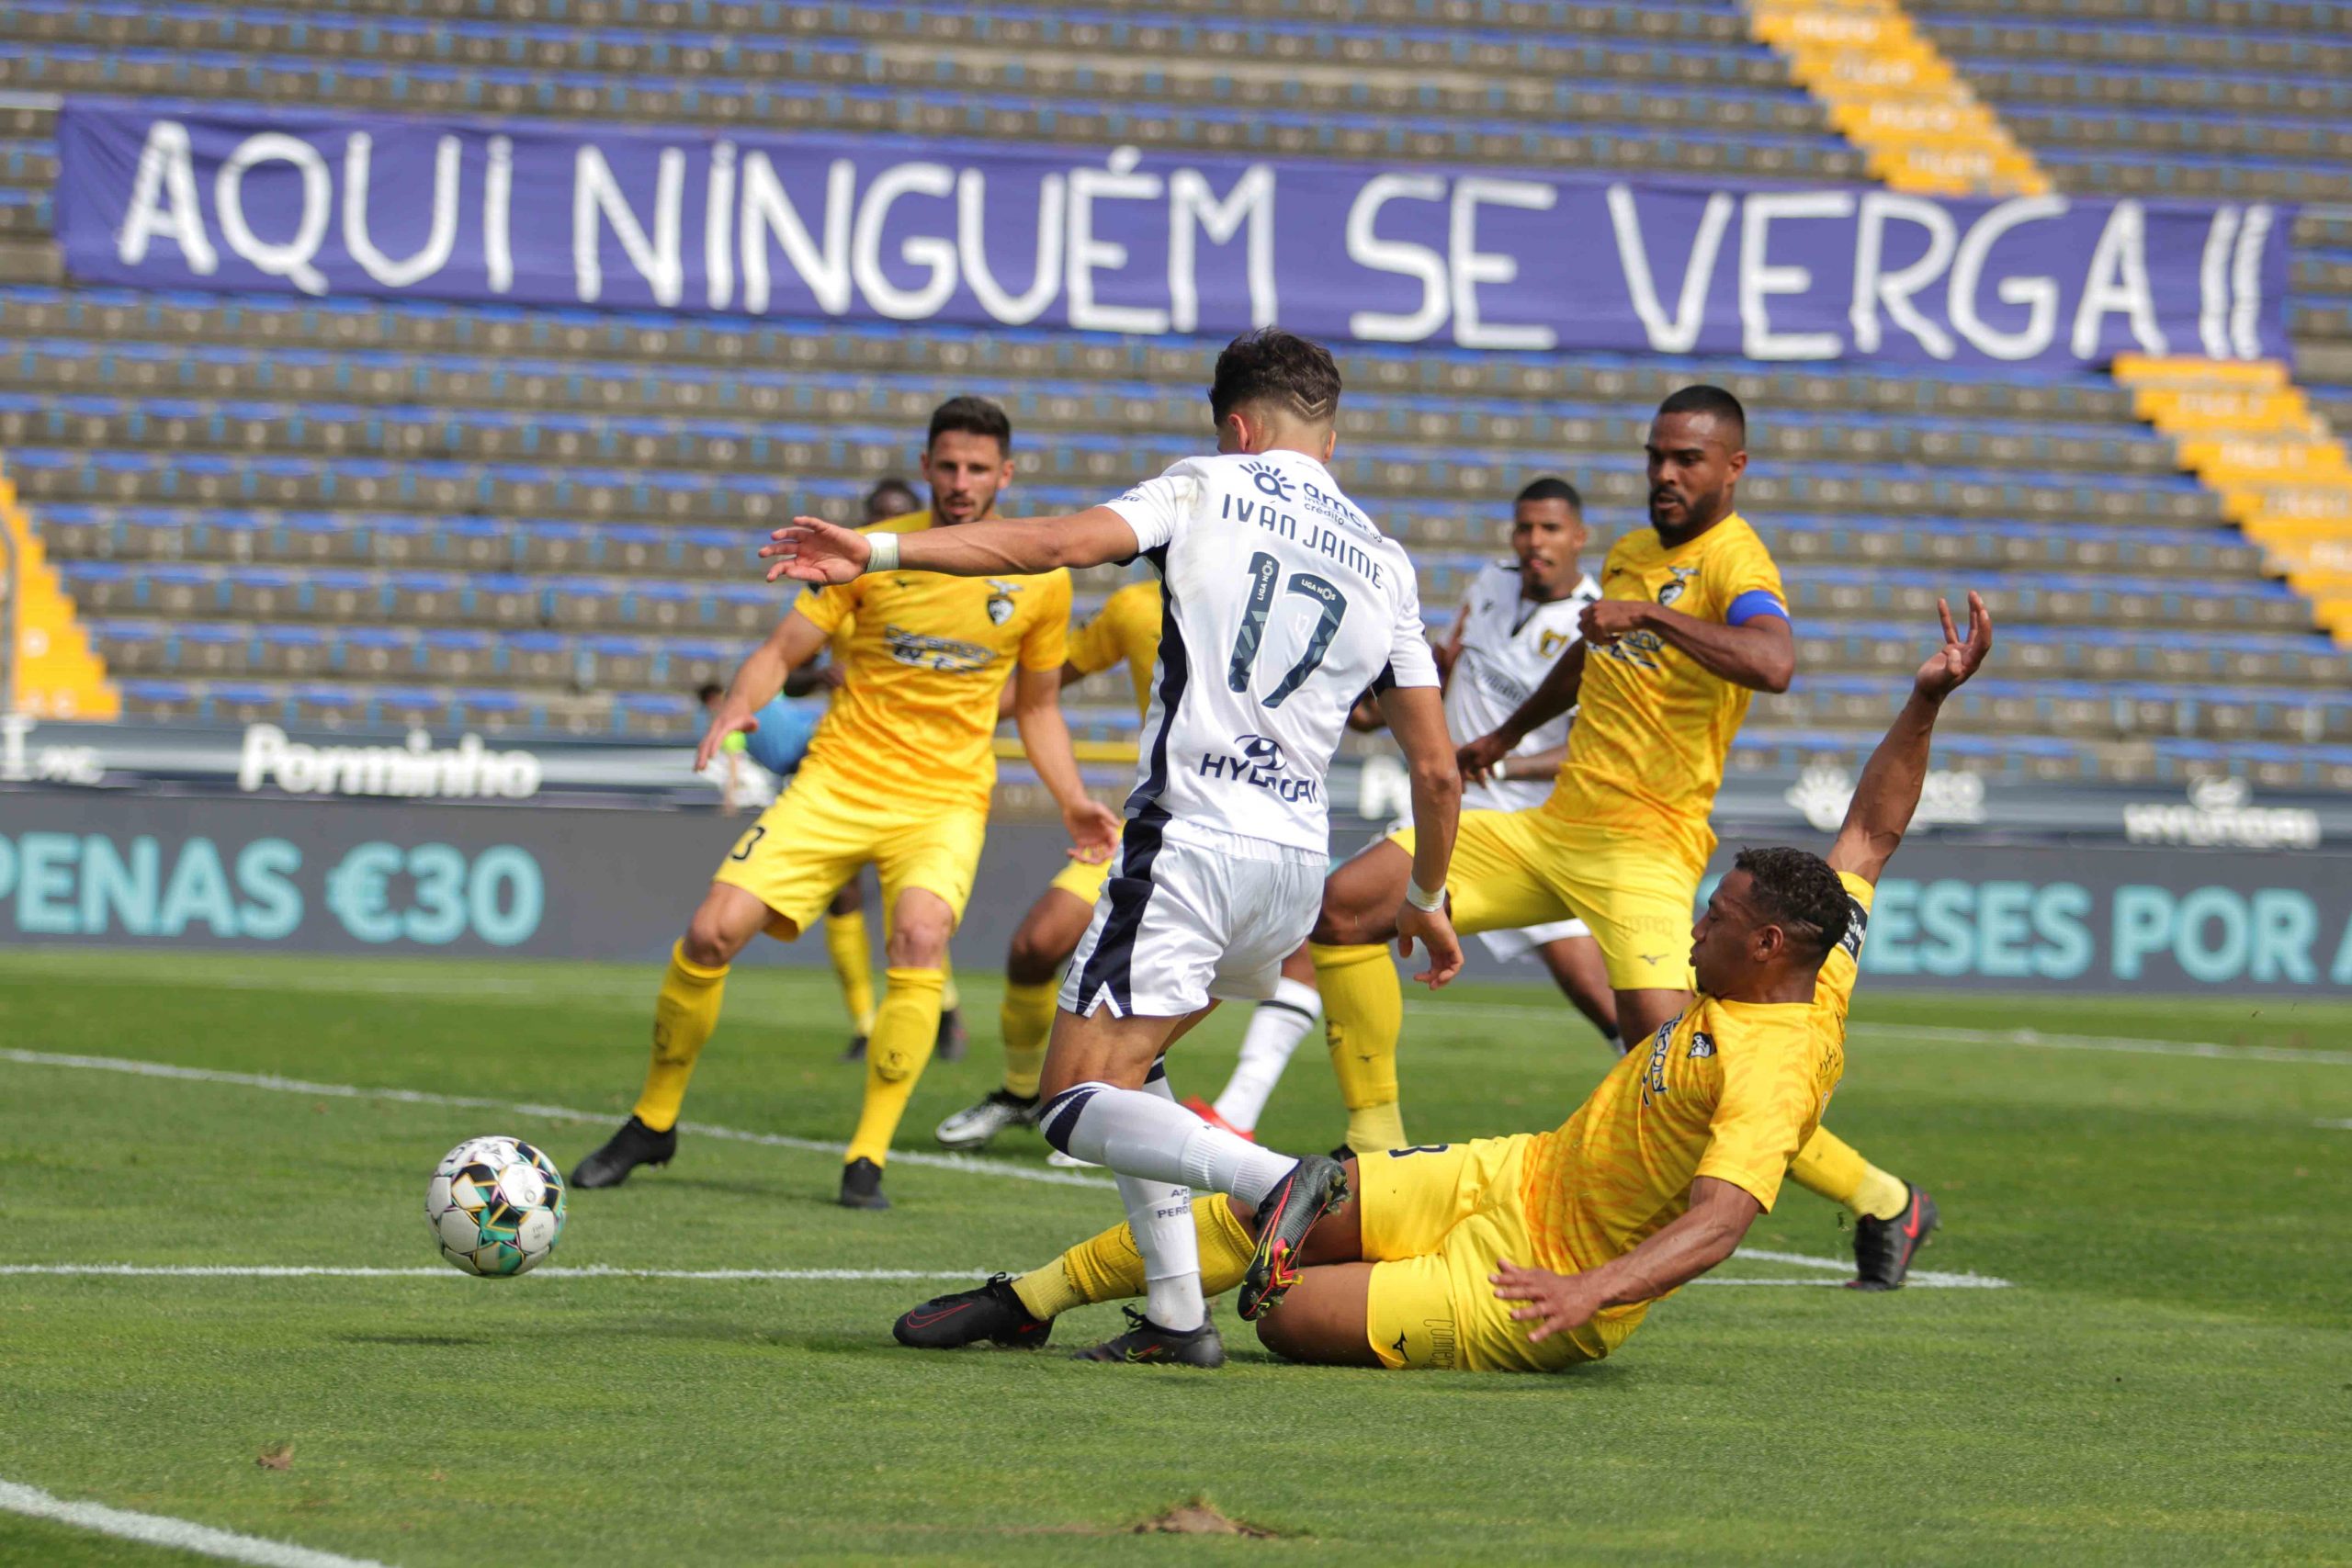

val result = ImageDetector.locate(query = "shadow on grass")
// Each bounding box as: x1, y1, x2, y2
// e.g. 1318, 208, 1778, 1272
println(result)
334, 1332, 492, 1348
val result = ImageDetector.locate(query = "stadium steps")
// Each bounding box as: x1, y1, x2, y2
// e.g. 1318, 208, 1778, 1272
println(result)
2115, 356, 2352, 644
1747, 0, 2049, 197
0, 460, 119, 717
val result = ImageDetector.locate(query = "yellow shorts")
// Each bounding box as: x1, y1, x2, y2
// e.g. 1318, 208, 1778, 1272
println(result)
1390, 808, 1701, 991
1359, 1136, 1642, 1372
712, 773, 988, 939
1046, 853, 1111, 908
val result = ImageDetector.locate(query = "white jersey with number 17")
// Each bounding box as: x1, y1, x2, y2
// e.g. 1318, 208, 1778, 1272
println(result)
1103, 450, 1438, 854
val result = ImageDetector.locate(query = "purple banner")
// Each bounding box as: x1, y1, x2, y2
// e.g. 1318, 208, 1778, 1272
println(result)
57, 99, 2295, 371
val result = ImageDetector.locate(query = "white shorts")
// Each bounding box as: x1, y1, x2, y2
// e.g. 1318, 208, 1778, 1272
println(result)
1478, 918, 1591, 964
1060, 820, 1323, 1020
1386, 815, 1589, 964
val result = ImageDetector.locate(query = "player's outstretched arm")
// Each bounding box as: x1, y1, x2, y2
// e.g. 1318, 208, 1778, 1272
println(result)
1459, 640, 1586, 783
695, 611, 829, 771
1011, 664, 1122, 865
1490, 1177, 1762, 1343
1583, 599, 1795, 694
761, 509, 1145, 583
1379, 682, 1464, 987
1827, 592, 1993, 887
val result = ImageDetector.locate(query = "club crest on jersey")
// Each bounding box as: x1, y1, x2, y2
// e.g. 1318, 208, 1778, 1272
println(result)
884, 625, 992, 673
1196, 732, 1317, 803
1538, 629, 1570, 659
1657, 566, 1696, 607
1242, 460, 1296, 501
1639, 1018, 1679, 1103
984, 578, 1023, 626
1687, 1031, 1716, 1060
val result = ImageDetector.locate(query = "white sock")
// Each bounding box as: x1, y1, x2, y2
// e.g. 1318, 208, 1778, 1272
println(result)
1119, 1171, 1205, 1331
1214, 978, 1319, 1133
1123, 1061, 1204, 1329
1046, 1081, 1297, 1205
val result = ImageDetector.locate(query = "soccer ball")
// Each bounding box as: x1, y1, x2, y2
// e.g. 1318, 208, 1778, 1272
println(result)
426, 1136, 567, 1277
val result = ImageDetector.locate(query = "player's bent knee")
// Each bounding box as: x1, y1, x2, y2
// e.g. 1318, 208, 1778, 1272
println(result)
1004, 929, 1065, 987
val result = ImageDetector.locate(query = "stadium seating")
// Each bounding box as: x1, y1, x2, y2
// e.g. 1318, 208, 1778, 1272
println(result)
0, 0, 2348, 794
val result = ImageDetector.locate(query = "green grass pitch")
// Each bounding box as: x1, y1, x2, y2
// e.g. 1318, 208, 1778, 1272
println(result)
3, 947, 2348, 1565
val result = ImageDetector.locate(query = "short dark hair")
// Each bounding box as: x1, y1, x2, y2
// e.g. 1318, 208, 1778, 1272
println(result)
1732, 846, 1849, 963
865, 476, 918, 507
1657, 384, 1747, 448
927, 396, 1012, 453
695, 682, 724, 705
1208, 327, 1341, 426
1515, 476, 1583, 512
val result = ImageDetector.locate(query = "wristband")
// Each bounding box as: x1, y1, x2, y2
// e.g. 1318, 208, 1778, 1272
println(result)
1490, 757, 1508, 782
1405, 879, 1445, 913
864, 531, 899, 573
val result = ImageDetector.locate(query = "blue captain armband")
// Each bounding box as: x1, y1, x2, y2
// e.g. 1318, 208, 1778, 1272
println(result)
1724, 590, 1790, 627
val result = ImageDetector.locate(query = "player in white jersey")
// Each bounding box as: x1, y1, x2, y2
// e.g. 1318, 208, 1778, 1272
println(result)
1437, 478, 1616, 1042
764, 329, 1464, 1368
1179, 477, 1615, 1150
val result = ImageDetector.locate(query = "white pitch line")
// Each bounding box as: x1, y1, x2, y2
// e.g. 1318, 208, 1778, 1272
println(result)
1736, 1247, 2011, 1289
0, 1262, 2005, 1290
1, 1050, 2015, 1290
0, 1048, 1117, 1190
1406, 1001, 2352, 1066
0, 1263, 981, 1281
0, 1477, 392, 1568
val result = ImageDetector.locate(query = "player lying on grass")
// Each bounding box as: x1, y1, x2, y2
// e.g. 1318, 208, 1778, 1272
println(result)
765, 327, 1464, 1366
893, 594, 1990, 1371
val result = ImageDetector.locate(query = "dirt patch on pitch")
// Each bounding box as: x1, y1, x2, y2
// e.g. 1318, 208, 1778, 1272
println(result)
1132, 1499, 1283, 1538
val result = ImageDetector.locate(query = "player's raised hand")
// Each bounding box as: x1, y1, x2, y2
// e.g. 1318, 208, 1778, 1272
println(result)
1915, 591, 1993, 704
1489, 1258, 1602, 1344
694, 702, 759, 773
1395, 901, 1464, 988
1455, 729, 1511, 785
760, 516, 871, 585
1062, 797, 1122, 865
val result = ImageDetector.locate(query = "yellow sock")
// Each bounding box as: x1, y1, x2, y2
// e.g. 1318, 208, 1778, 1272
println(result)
1789, 1126, 1911, 1220
940, 960, 960, 1015
823, 910, 876, 1036
843, 966, 944, 1168
998, 977, 1057, 1099
631, 942, 729, 1133
1012, 1196, 1257, 1321
1313, 942, 1407, 1152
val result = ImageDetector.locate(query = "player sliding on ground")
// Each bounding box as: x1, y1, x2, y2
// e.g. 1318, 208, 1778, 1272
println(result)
570, 398, 1119, 1211
893, 595, 1991, 1371
1314, 386, 1938, 1289
765, 327, 1464, 1366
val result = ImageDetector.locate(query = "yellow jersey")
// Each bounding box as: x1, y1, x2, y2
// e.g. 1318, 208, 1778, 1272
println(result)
1519, 873, 1873, 1329
1544, 513, 1786, 872
1065, 580, 1163, 721
794, 511, 1071, 810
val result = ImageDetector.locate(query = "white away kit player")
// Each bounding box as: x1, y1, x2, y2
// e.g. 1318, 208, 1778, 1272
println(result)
763, 328, 1464, 1367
